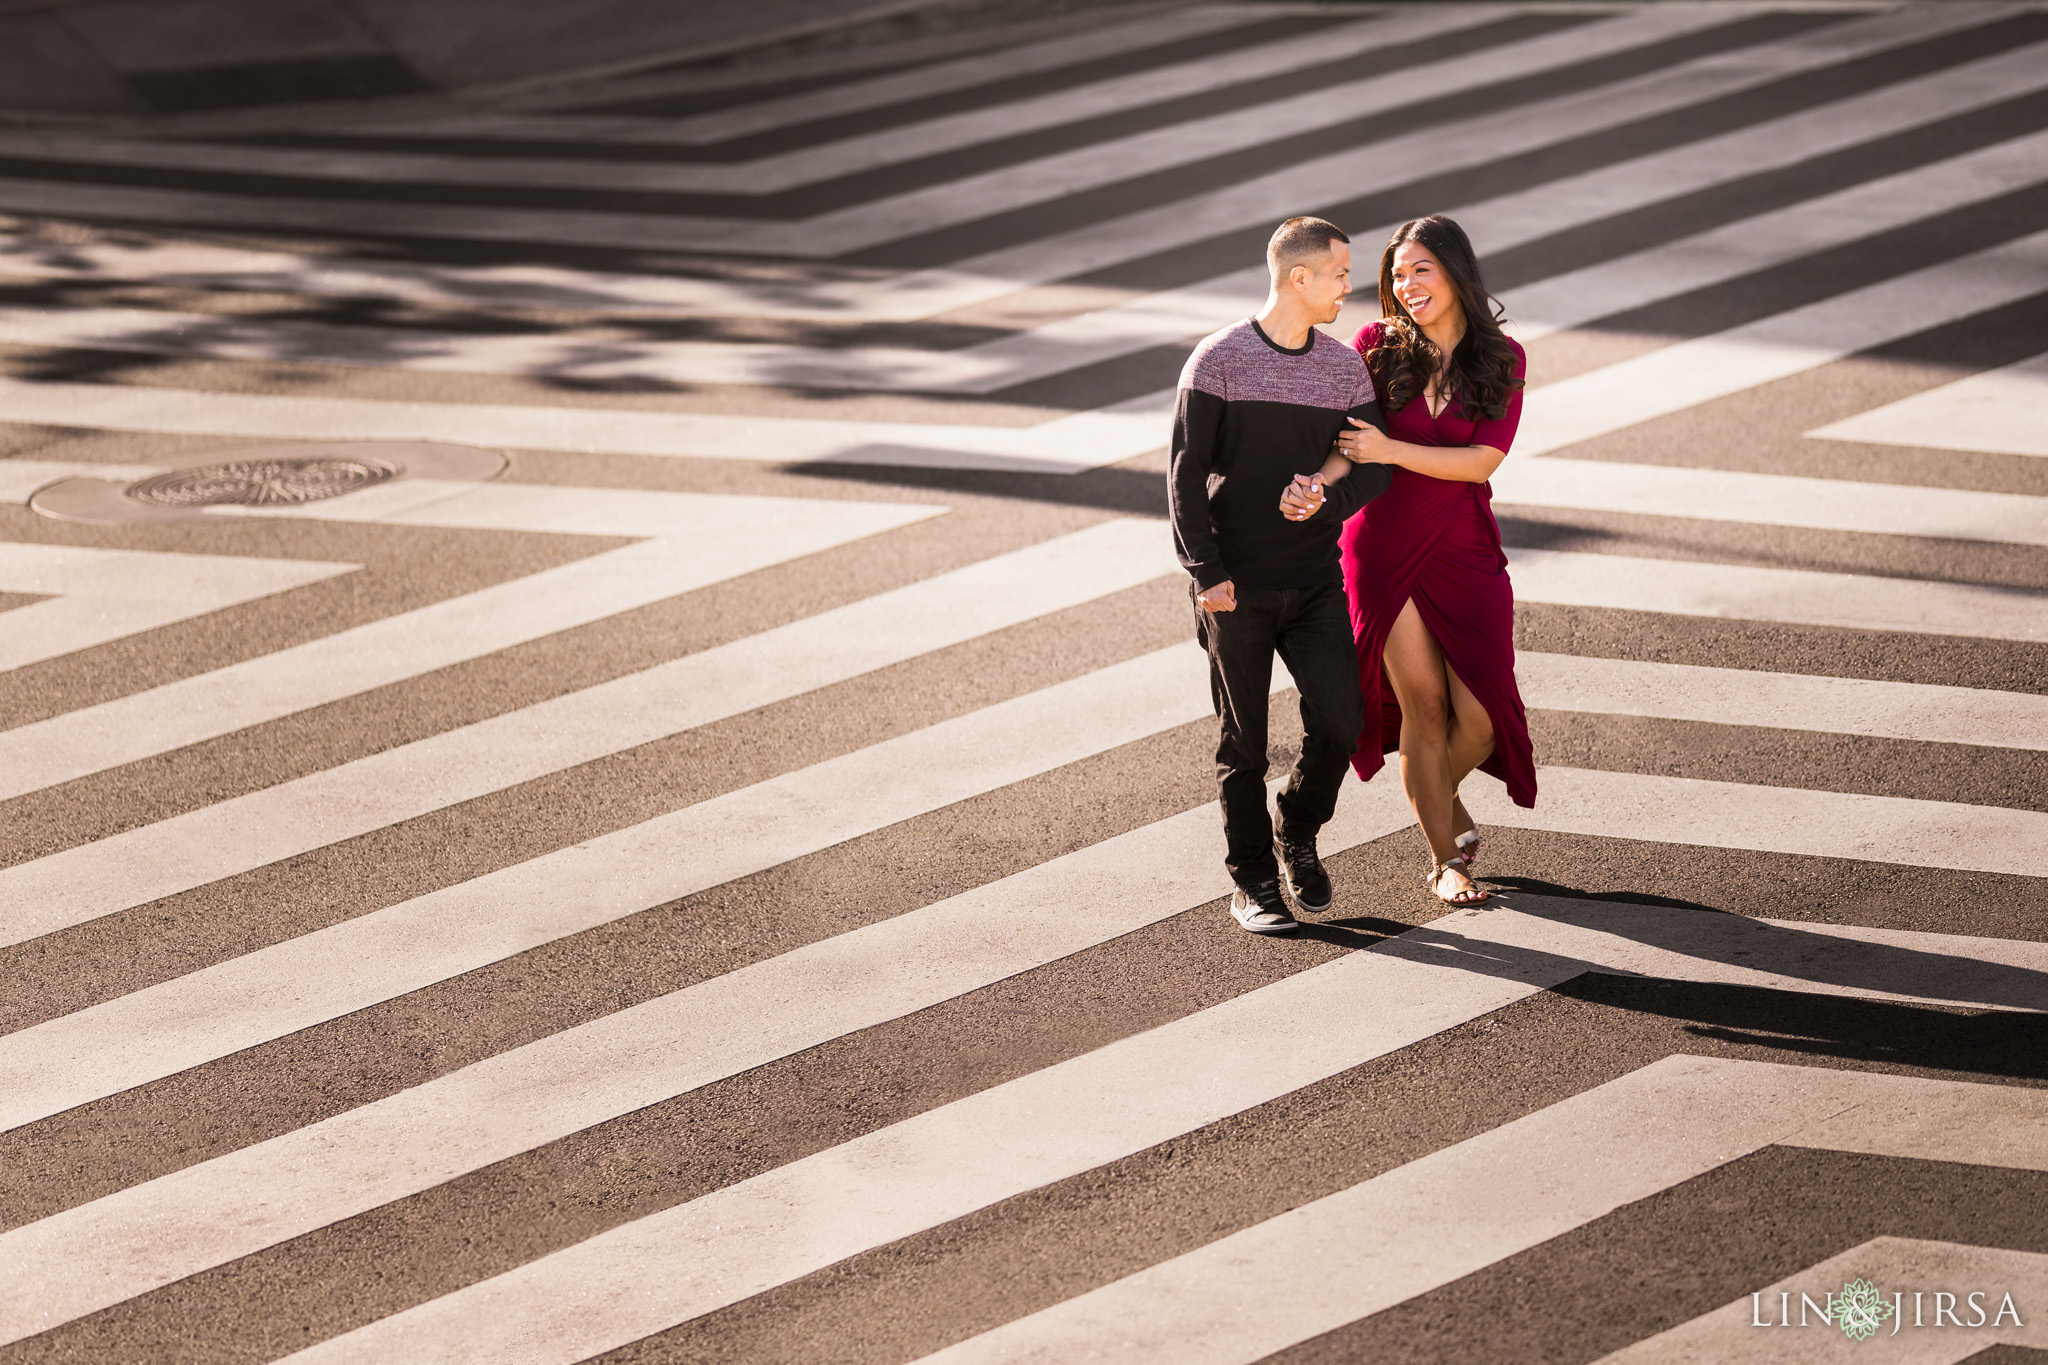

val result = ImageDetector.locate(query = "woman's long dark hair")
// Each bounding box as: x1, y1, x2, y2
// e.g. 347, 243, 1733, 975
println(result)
1368, 216, 1523, 422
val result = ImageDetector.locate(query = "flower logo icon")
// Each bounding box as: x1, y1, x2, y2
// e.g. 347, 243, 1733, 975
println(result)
1834, 1278, 1896, 1341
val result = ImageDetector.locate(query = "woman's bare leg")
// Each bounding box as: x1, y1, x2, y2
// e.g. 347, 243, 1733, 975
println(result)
1443, 665, 1495, 856
1382, 599, 1462, 865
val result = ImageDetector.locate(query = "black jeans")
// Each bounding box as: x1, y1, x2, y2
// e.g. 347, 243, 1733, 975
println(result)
1192, 578, 1365, 888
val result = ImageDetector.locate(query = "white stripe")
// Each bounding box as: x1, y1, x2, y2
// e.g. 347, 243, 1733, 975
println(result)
909, 1060, 2048, 1365
1488, 459, 2048, 548
9, 525, 2043, 933
1507, 546, 2048, 642
1807, 348, 2048, 458
0, 543, 354, 672
1599, 1238, 2048, 1360
0, 12, 1494, 197
1468, 766, 2048, 873
0, 519, 1175, 932
11, 848, 2045, 1346
1516, 652, 2048, 751
0, 490, 938, 810
0, 232, 905, 319
0, 374, 1164, 473
1514, 229, 2048, 458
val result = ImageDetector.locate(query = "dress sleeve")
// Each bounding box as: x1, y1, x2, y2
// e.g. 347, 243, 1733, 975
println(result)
1468, 339, 1527, 454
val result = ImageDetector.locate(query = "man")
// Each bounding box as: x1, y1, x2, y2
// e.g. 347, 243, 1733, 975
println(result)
1169, 216, 1391, 934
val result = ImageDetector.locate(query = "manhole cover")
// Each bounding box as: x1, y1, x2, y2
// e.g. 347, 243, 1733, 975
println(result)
126, 455, 402, 508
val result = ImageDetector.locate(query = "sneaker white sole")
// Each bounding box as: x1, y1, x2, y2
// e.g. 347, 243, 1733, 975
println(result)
1230, 905, 1298, 935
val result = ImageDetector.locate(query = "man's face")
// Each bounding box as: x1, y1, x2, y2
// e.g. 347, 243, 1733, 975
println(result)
1292, 241, 1353, 324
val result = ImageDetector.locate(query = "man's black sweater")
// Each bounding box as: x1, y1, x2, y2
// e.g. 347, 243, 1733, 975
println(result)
1169, 317, 1391, 591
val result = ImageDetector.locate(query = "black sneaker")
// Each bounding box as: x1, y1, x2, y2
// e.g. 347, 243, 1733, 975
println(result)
1229, 880, 1298, 935
1275, 833, 1333, 914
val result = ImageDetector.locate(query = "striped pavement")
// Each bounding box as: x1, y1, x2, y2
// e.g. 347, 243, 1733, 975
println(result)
0, 2, 2043, 1361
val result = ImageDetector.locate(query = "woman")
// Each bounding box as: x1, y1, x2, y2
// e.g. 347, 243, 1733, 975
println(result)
1289, 215, 1534, 906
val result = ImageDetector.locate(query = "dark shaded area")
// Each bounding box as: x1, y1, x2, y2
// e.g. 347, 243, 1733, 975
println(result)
576, 11, 1329, 148
127, 54, 432, 113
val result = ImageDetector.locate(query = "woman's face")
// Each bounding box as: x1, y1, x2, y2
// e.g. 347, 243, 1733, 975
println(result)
1389, 242, 1462, 331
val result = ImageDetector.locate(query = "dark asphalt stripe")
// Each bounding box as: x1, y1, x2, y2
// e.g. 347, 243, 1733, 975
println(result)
571, 13, 1336, 151
1528, 291, 2048, 499
0, 16, 1833, 225
0, 488, 1066, 864
1260, 1146, 2048, 1365
215, 13, 1574, 192
1487, 83, 2048, 293
1515, 602, 2048, 698
0, 503, 625, 735
1545, 182, 2048, 357
0, 565, 1188, 1034
1039, 12, 2040, 295
556, 980, 2048, 1365
1528, 710, 2048, 813
15, 874, 2044, 1361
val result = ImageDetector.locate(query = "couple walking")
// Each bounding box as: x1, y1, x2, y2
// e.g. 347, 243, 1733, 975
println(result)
1170, 214, 1534, 935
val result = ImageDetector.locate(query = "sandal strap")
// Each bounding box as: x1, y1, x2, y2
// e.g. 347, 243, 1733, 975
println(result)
1427, 859, 1487, 902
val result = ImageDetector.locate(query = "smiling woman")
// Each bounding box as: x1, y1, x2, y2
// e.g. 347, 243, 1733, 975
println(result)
1327, 215, 1535, 907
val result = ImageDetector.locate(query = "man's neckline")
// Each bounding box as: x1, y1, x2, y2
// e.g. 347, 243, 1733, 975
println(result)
1249, 317, 1315, 356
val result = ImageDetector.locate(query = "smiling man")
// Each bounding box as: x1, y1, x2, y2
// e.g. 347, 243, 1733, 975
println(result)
1170, 215, 1393, 935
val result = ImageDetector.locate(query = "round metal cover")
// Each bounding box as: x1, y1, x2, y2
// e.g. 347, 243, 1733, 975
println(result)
126, 455, 402, 508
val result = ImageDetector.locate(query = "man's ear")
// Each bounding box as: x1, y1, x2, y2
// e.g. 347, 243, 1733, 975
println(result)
1288, 262, 1310, 293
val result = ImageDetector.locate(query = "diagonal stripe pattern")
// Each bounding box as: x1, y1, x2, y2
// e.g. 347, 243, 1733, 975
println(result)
1, 3, 2043, 1363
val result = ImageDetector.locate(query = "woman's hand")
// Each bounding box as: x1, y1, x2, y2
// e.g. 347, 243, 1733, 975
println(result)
1336, 417, 1392, 462
1278, 473, 1326, 521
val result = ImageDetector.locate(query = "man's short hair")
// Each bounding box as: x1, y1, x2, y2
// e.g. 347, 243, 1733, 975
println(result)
1267, 216, 1350, 278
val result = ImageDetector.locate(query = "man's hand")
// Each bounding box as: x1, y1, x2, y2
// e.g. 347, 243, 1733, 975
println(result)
1335, 416, 1392, 462
1278, 472, 1326, 522
1196, 580, 1237, 612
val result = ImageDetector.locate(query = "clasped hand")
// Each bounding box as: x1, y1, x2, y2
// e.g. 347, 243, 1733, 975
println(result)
1278, 472, 1325, 522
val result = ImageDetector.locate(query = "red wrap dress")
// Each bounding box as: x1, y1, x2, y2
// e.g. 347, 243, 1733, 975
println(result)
1337, 321, 1537, 808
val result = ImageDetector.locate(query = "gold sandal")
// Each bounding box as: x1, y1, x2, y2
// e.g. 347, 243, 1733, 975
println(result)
1426, 858, 1488, 906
